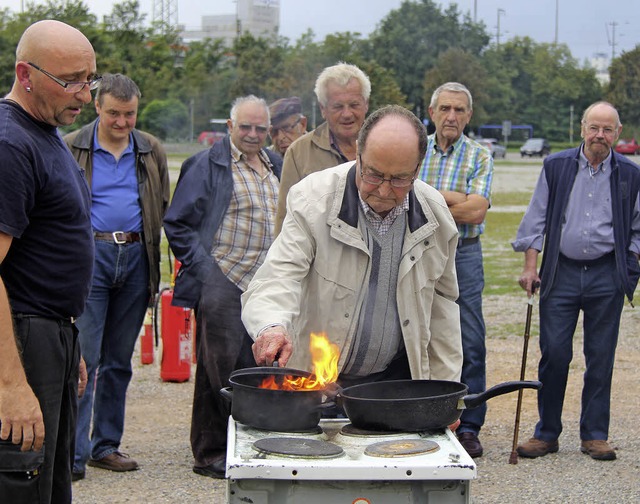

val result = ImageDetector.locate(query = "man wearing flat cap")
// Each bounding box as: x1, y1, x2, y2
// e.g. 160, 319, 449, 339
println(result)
268, 96, 307, 157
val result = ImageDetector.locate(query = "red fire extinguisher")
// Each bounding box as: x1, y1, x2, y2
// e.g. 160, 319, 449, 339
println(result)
160, 288, 192, 382
140, 307, 154, 365
171, 258, 197, 364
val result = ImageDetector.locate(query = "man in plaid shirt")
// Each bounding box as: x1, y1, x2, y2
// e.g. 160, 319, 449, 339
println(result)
418, 82, 494, 458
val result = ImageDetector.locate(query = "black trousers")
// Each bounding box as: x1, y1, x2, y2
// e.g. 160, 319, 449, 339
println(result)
190, 265, 256, 467
10, 315, 79, 504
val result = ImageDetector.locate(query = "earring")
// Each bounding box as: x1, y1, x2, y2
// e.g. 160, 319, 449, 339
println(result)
26, 86, 31, 92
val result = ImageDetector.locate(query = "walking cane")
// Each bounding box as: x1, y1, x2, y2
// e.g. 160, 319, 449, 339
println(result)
509, 281, 540, 465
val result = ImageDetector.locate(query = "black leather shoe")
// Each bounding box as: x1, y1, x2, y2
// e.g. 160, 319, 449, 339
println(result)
71, 470, 85, 482
193, 458, 226, 479
457, 432, 483, 458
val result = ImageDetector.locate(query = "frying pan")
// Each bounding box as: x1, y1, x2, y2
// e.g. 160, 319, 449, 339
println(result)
337, 379, 542, 432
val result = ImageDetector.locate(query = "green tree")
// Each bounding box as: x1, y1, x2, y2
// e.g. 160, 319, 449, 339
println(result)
481, 38, 602, 142
423, 48, 490, 126
607, 45, 640, 129
366, 0, 490, 114
139, 98, 189, 140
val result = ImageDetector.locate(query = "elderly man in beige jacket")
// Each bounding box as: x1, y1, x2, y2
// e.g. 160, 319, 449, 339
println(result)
242, 105, 462, 388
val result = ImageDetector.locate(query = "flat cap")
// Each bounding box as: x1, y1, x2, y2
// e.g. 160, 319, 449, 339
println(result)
269, 96, 302, 126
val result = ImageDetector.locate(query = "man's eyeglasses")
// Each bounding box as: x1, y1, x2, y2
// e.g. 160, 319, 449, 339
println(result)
237, 123, 269, 135
271, 117, 302, 136
358, 155, 417, 188
28, 62, 101, 94
585, 124, 616, 137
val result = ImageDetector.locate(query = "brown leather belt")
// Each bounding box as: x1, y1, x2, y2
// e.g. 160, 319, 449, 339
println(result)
94, 231, 141, 244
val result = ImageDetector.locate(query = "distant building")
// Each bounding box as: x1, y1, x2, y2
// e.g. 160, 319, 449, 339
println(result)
180, 0, 280, 45
587, 52, 610, 86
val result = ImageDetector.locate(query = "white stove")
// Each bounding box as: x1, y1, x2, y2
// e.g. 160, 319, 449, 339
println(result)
226, 418, 476, 503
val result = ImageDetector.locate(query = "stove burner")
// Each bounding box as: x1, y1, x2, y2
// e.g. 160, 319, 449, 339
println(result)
364, 439, 440, 458
252, 437, 344, 459
246, 425, 323, 436
340, 423, 405, 437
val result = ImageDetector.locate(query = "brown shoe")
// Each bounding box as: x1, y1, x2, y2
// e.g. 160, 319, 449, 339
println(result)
581, 440, 616, 461
457, 432, 483, 458
516, 437, 559, 458
88, 451, 139, 472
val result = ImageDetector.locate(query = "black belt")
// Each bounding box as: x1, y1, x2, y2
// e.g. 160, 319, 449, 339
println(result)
458, 236, 479, 248
559, 251, 615, 267
94, 231, 141, 244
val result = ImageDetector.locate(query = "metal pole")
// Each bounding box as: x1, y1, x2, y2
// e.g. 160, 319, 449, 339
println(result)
569, 105, 574, 144
474, 0, 477, 23
497, 9, 506, 48
554, 0, 559, 44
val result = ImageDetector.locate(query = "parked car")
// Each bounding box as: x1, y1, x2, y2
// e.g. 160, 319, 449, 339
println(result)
520, 138, 551, 157
614, 138, 640, 156
197, 119, 228, 146
477, 138, 506, 159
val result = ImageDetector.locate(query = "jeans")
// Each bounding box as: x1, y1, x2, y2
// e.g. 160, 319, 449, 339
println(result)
535, 253, 624, 442
74, 240, 149, 471
454, 239, 487, 435
12, 315, 79, 504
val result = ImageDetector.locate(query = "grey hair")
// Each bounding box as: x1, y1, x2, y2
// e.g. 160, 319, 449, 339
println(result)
230, 95, 270, 125
96, 73, 141, 105
580, 101, 621, 128
314, 62, 371, 107
429, 82, 473, 111
357, 105, 428, 162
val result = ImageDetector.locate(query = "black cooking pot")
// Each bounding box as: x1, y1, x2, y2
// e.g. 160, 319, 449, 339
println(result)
337, 379, 542, 432
220, 367, 334, 432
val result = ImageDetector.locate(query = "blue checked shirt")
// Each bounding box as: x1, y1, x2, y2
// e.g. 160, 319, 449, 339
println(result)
418, 134, 494, 238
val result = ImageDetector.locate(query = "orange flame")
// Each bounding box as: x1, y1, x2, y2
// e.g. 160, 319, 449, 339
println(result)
259, 332, 339, 391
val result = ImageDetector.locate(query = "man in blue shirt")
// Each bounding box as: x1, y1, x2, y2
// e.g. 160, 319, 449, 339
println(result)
512, 101, 640, 461
64, 74, 170, 480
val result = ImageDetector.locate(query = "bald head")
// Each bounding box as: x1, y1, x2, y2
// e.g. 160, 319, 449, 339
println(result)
16, 20, 94, 65
9, 20, 97, 126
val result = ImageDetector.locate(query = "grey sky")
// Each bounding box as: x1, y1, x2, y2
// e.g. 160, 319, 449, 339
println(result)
1, 0, 637, 62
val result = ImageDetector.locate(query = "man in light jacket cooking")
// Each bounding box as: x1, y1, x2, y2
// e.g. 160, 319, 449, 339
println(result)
242, 105, 462, 388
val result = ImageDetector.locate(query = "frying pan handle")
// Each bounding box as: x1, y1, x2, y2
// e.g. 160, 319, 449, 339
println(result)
220, 387, 233, 403
461, 380, 542, 410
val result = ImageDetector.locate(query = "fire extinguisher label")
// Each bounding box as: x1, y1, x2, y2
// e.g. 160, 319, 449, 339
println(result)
179, 336, 191, 363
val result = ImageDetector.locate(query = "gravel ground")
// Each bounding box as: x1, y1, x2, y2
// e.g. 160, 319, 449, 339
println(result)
72, 156, 640, 503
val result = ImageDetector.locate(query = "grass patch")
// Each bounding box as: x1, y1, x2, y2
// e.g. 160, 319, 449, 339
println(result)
483, 210, 526, 295
491, 192, 532, 207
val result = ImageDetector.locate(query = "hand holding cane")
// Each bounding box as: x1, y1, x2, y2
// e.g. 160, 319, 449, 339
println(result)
509, 281, 540, 464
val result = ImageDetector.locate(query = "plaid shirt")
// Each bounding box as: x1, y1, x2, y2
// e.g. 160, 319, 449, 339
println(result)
212, 142, 279, 291
418, 133, 493, 238
359, 193, 409, 236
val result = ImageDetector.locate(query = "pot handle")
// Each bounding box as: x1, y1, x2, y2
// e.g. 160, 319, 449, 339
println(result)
219, 387, 233, 403
460, 380, 542, 410
317, 399, 337, 411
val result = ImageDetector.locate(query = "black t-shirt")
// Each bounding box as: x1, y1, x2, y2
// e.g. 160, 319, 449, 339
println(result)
0, 100, 94, 318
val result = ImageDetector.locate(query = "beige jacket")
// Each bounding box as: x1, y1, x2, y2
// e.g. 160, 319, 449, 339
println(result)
275, 122, 347, 234
242, 162, 462, 381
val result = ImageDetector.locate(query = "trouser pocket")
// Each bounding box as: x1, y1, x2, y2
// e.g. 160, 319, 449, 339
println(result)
0, 437, 44, 502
